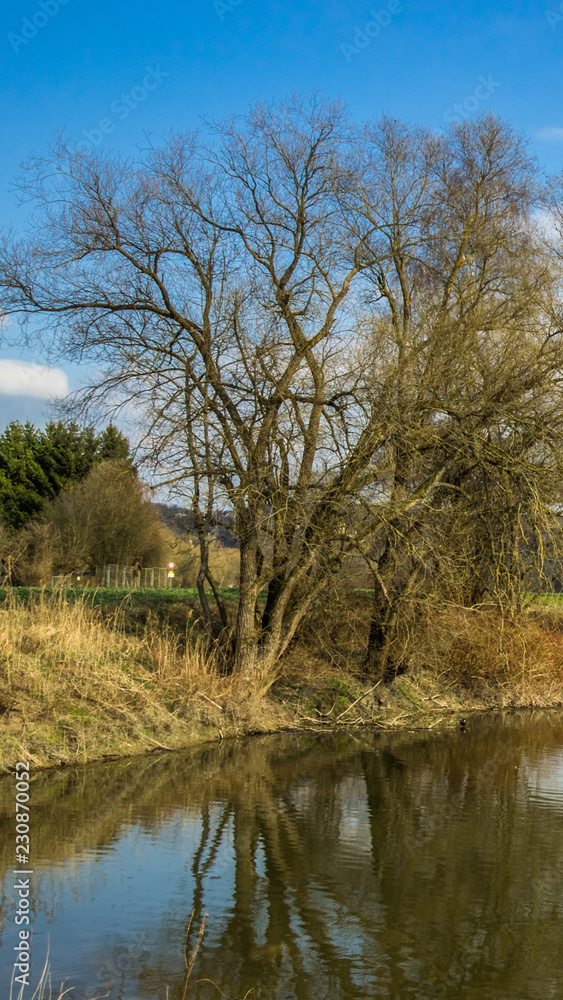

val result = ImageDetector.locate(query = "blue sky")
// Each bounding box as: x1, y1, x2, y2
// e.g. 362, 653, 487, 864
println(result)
1, 0, 563, 429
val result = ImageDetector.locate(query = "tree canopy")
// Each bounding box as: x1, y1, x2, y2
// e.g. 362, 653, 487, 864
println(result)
0, 420, 132, 530
1, 96, 563, 673
47, 459, 163, 572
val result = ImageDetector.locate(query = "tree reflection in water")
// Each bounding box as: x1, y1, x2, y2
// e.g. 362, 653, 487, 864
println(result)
1, 714, 563, 1000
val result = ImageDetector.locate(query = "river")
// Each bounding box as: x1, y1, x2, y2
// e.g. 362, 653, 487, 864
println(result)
1, 711, 563, 999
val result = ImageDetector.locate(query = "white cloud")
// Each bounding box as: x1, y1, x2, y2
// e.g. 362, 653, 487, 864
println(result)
0, 360, 69, 399
531, 208, 561, 243
537, 127, 563, 141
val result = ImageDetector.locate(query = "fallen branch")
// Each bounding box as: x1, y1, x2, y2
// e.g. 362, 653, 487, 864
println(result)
197, 692, 224, 711
335, 681, 382, 722
143, 734, 173, 751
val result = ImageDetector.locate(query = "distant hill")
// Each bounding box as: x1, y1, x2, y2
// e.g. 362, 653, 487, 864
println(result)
154, 504, 239, 548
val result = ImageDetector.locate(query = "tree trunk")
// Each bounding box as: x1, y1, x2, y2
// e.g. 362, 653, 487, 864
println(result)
261, 572, 284, 638
364, 541, 401, 681
196, 535, 214, 634
364, 587, 399, 680
232, 538, 260, 673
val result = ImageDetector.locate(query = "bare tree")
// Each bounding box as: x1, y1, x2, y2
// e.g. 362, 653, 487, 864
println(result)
1, 99, 562, 674
352, 116, 563, 676
46, 460, 164, 573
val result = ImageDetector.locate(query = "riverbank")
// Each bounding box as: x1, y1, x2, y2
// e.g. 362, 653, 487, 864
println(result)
1, 589, 562, 774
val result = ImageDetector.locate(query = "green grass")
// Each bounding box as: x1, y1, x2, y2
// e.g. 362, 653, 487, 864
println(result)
527, 592, 563, 606
3, 587, 561, 616
0, 585, 241, 607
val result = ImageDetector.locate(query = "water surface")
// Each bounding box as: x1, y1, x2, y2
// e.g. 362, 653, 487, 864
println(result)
1, 711, 563, 999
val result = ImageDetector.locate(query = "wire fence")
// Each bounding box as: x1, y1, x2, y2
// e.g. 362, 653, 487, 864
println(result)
51, 564, 172, 589
101, 564, 171, 589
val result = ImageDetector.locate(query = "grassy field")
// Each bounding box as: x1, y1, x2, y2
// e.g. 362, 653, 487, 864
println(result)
0, 584, 240, 606
527, 592, 563, 605
4, 584, 559, 607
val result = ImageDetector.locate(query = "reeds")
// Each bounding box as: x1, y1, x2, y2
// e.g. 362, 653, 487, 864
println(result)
2, 586, 562, 774
9, 950, 94, 1000
411, 601, 563, 701
0, 589, 275, 773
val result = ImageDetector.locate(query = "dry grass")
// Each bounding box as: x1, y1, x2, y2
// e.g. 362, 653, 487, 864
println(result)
291, 588, 563, 710
9, 915, 209, 1000
2, 587, 563, 775
9, 951, 88, 1000
11, 955, 154, 1000
408, 601, 563, 704
0, 590, 280, 774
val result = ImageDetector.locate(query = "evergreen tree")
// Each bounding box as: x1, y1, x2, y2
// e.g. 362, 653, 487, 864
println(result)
0, 422, 53, 530
97, 424, 133, 466
40, 422, 99, 486
0, 420, 132, 530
